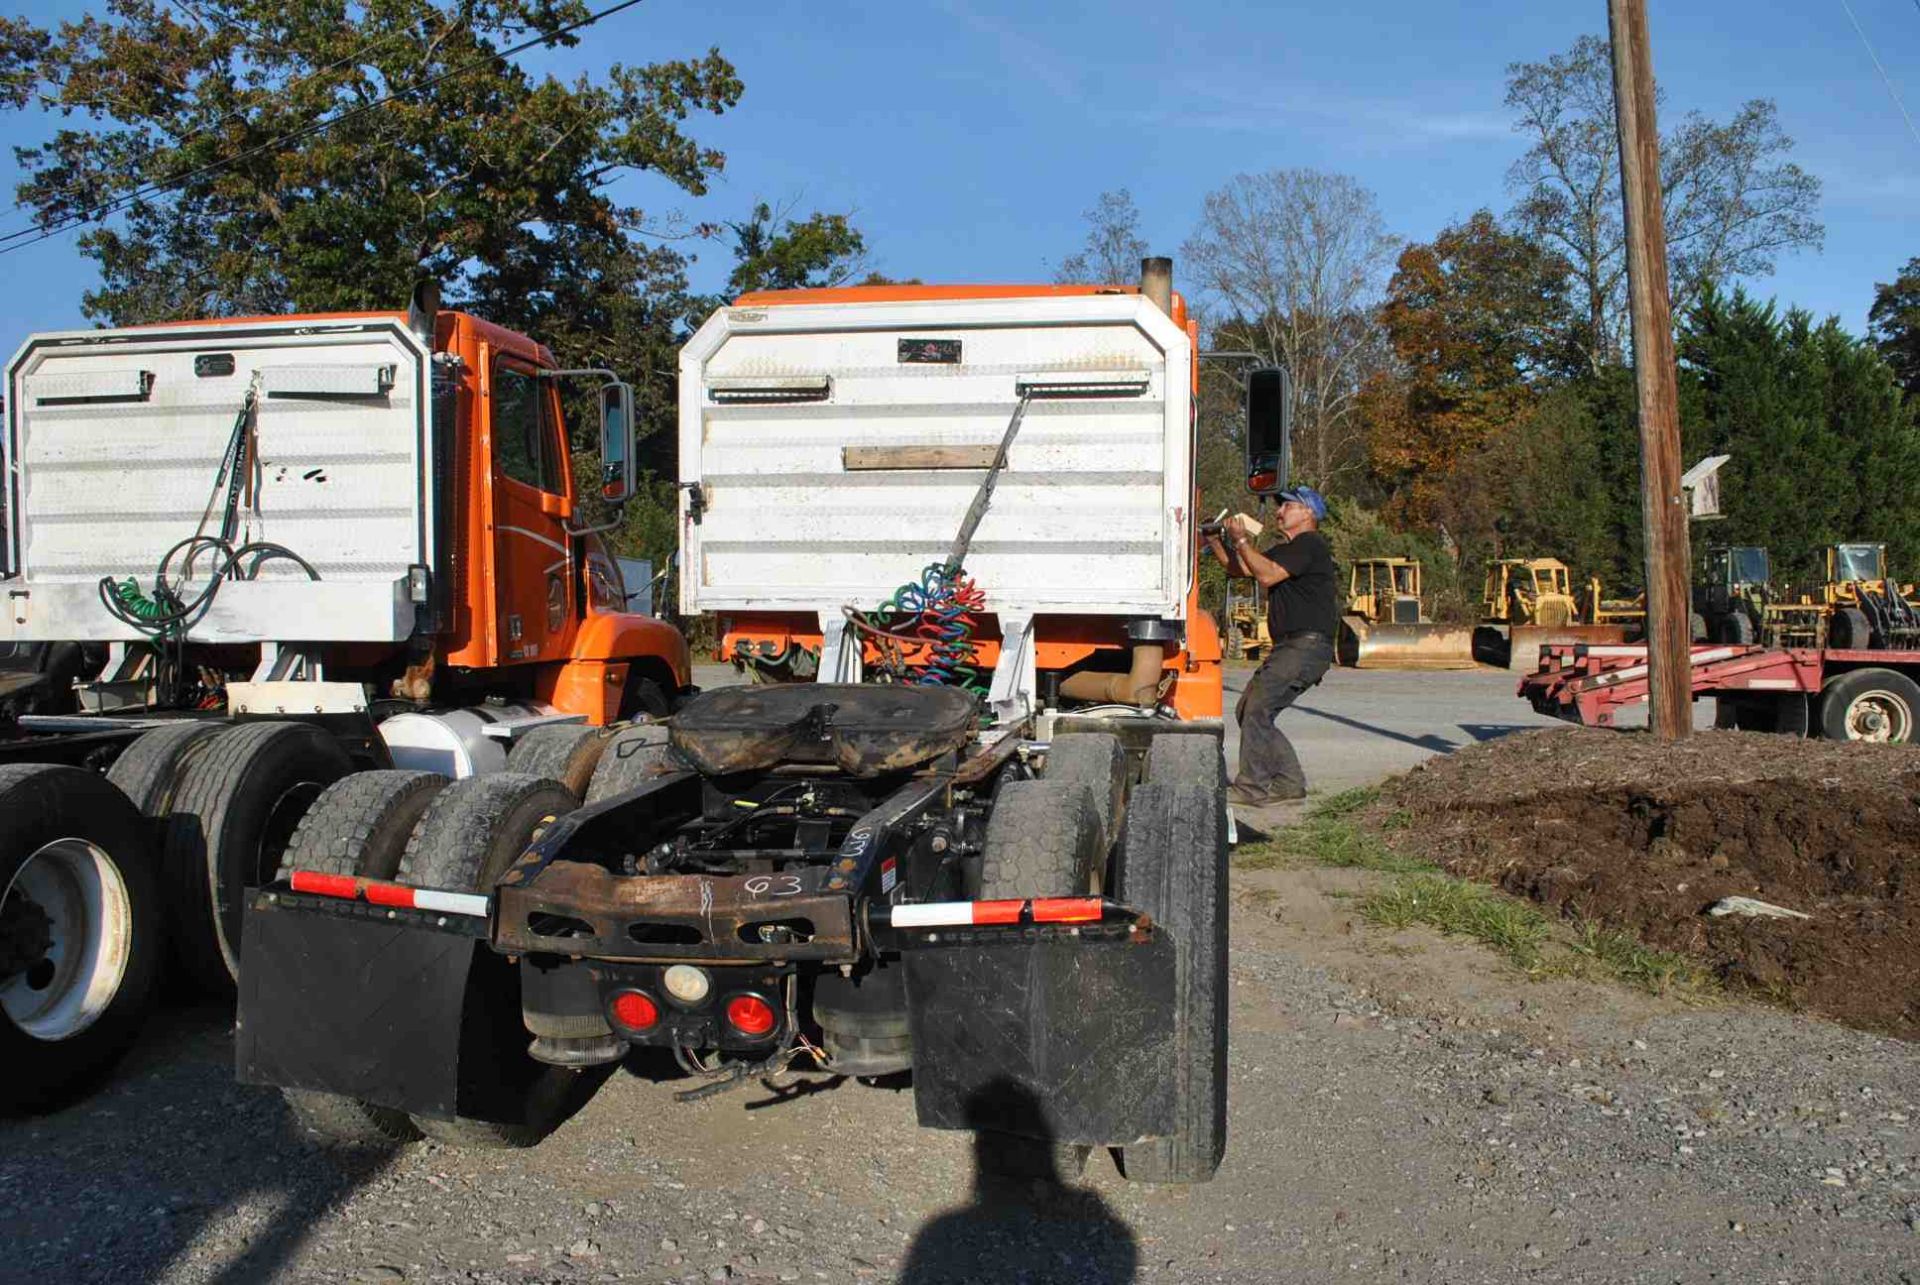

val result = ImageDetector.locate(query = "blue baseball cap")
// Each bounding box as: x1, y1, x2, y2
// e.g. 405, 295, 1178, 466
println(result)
1276, 485, 1327, 522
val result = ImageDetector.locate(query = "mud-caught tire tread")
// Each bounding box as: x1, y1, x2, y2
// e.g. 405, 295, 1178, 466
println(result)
977, 779, 1101, 900
1146, 733, 1225, 789
505, 724, 615, 799
106, 722, 223, 815
1042, 733, 1126, 850
1116, 781, 1228, 1184
583, 724, 679, 805
277, 770, 449, 883
163, 721, 353, 989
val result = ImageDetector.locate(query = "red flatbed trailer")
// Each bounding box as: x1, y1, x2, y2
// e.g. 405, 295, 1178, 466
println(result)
1518, 643, 1920, 741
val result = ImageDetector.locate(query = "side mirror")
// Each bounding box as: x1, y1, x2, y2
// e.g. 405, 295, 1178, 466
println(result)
1246, 366, 1292, 494
599, 382, 635, 504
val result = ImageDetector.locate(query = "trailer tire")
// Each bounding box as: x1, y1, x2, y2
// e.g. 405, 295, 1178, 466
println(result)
505, 724, 616, 800
1116, 781, 1228, 1184
1147, 732, 1225, 789
1818, 668, 1920, 743
399, 774, 581, 1148
106, 722, 223, 816
274, 770, 449, 1148
583, 724, 679, 804
978, 779, 1101, 901
165, 722, 354, 989
1041, 733, 1126, 852
0, 765, 162, 1114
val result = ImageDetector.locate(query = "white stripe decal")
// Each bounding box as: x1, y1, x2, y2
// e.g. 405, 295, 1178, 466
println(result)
890, 903, 974, 928
498, 524, 570, 556
1746, 678, 1800, 690
413, 889, 491, 918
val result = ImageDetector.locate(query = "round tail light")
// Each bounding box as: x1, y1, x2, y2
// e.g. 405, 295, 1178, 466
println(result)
724, 993, 777, 1037
608, 989, 660, 1032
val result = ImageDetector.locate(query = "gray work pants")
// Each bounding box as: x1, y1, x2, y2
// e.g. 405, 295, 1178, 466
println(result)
1234, 631, 1334, 798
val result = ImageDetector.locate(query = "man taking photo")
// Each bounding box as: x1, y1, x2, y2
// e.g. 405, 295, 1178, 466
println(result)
1206, 486, 1336, 807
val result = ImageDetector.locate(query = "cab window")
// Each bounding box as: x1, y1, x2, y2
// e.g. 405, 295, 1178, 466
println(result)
493, 360, 559, 493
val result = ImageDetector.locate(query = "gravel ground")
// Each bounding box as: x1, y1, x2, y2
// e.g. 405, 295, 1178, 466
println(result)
4, 667, 1915, 1283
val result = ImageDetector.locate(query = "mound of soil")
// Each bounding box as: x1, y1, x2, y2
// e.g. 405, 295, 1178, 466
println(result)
1376, 728, 1920, 1039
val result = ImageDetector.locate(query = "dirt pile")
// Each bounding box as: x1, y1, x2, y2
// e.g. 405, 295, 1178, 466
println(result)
1376, 728, 1920, 1039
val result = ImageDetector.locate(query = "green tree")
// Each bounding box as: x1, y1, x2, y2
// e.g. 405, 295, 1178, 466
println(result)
1868, 257, 1920, 398
5, 0, 741, 330
720, 198, 868, 296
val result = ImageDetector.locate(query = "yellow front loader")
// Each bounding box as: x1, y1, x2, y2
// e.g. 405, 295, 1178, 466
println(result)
1336, 558, 1477, 670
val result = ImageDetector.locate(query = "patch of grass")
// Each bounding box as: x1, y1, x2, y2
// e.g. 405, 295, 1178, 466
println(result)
1361, 874, 1554, 970
1553, 923, 1718, 996
1235, 787, 1435, 874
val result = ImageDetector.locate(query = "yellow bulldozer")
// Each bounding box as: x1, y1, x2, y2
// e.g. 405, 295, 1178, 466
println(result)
1337, 558, 1476, 669
1475, 557, 1631, 671
1224, 581, 1271, 662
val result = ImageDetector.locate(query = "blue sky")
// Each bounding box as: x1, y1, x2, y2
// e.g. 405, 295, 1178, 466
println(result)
2, 0, 1916, 339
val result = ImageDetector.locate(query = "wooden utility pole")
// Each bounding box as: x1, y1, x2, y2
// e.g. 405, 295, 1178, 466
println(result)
1607, 0, 1692, 741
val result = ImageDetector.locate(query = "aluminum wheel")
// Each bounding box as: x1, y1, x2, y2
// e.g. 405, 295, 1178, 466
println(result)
1843, 690, 1913, 743
0, 838, 133, 1041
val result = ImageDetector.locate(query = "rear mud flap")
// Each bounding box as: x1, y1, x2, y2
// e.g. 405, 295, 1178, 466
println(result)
235, 894, 475, 1118
904, 930, 1176, 1147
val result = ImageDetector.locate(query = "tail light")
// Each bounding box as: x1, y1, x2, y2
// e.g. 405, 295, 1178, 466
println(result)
608, 990, 660, 1033
724, 993, 777, 1038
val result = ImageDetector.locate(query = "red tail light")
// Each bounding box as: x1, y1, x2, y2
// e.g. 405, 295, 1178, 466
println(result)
724, 994, 777, 1037
608, 990, 659, 1032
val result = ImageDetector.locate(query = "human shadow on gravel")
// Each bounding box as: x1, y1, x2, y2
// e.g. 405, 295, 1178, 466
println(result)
898, 1080, 1138, 1284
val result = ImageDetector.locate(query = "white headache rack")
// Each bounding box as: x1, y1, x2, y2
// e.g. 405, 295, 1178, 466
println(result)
677, 294, 1195, 621
3, 316, 436, 644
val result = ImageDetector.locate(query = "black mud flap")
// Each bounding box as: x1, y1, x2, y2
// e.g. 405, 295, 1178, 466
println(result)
235, 892, 476, 1118
904, 930, 1177, 1147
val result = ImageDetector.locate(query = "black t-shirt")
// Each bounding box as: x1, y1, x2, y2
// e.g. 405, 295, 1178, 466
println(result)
1263, 530, 1338, 639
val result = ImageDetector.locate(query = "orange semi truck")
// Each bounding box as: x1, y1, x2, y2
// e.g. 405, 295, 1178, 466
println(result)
0, 287, 688, 1109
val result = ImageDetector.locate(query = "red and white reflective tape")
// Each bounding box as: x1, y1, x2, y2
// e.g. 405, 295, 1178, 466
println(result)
887, 896, 1104, 929
288, 870, 489, 919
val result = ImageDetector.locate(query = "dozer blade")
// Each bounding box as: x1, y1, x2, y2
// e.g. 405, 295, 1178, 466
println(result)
1493, 624, 1630, 673
1337, 617, 1480, 670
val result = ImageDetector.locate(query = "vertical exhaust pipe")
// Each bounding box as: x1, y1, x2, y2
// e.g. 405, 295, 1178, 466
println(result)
1140, 256, 1173, 316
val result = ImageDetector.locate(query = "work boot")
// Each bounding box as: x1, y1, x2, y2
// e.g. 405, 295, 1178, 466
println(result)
1227, 781, 1306, 808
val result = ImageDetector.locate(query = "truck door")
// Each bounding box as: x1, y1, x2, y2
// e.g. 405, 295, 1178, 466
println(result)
486, 351, 572, 664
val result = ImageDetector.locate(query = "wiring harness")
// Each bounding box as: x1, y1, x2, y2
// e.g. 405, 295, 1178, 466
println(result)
844, 564, 989, 694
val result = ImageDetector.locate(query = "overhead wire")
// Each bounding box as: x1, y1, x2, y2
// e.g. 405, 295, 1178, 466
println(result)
0, 0, 646, 257
1838, 0, 1920, 150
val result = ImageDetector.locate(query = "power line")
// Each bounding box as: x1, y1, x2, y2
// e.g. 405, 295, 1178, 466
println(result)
1838, 0, 1920, 150
0, 0, 645, 258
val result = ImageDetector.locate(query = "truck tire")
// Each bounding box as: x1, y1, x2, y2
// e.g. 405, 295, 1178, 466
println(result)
1818, 668, 1920, 743
1116, 781, 1228, 1184
1041, 733, 1126, 851
583, 724, 679, 804
505, 724, 613, 799
398, 774, 581, 1148
277, 770, 449, 883
106, 721, 222, 815
276, 770, 447, 1149
165, 722, 354, 989
1717, 612, 1756, 646
977, 779, 1101, 900
974, 778, 1101, 1179
1146, 732, 1226, 789
1, 765, 162, 1113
